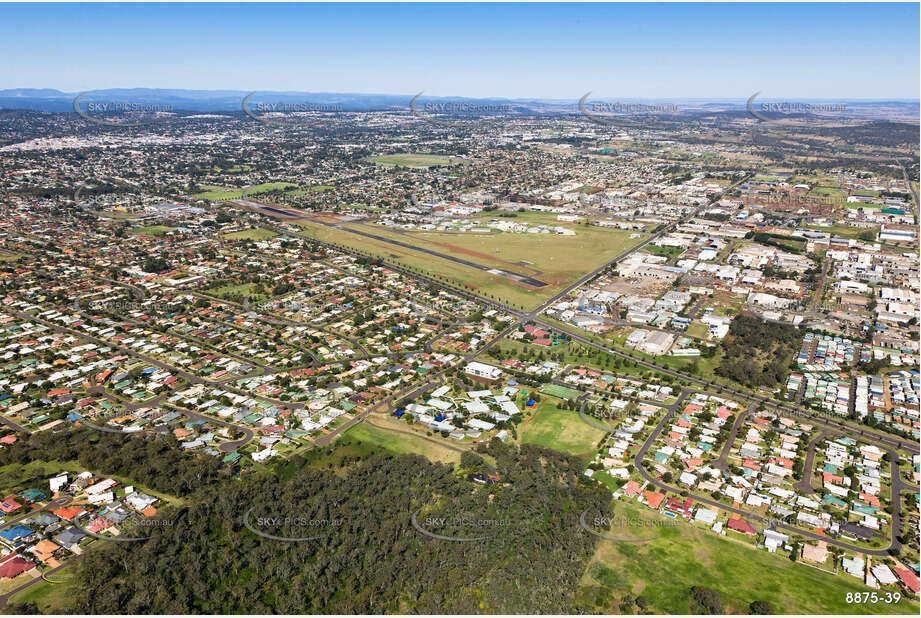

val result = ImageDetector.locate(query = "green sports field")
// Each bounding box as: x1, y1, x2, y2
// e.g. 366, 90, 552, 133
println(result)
518, 398, 605, 460
540, 383, 582, 400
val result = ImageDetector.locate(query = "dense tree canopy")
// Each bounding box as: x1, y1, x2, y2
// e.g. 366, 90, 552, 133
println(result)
7, 432, 610, 614
716, 314, 799, 389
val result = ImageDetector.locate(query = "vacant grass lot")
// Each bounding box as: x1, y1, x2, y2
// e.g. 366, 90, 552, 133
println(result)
518, 397, 605, 460
203, 282, 265, 300
7, 574, 77, 613
809, 186, 847, 198
128, 225, 175, 236
193, 182, 298, 201
643, 244, 684, 259
580, 501, 919, 615
367, 154, 464, 168
223, 228, 278, 241
341, 418, 462, 465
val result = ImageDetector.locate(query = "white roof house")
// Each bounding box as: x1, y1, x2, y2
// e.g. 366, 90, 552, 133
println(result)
465, 361, 501, 380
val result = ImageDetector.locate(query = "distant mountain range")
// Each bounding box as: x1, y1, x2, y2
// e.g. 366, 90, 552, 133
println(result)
1, 88, 917, 121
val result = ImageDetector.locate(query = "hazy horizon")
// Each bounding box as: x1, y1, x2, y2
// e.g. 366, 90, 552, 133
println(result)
2, 87, 919, 103
4, 3, 919, 99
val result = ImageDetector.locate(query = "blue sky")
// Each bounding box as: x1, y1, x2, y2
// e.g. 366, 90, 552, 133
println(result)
4, 3, 919, 99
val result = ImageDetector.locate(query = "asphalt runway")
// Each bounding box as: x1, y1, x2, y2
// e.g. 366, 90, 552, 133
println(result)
309, 218, 550, 288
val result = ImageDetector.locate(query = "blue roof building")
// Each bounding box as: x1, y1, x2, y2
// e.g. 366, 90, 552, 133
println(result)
0, 524, 34, 541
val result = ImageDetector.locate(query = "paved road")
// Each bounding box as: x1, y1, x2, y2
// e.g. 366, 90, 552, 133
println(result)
551, 374, 681, 412
9, 307, 265, 452
63, 269, 476, 456
0, 560, 73, 608
69, 299, 279, 378
574, 387, 682, 433
0, 496, 72, 534
808, 253, 831, 314
0, 414, 29, 434
363, 418, 466, 454
188, 208, 921, 469
0, 496, 73, 608
537, 322, 919, 456
712, 403, 752, 471
792, 430, 828, 496
685, 296, 709, 320
304, 216, 550, 288
360, 418, 499, 477
893, 158, 919, 221
313, 364, 456, 447
281, 199, 920, 464
634, 402, 903, 556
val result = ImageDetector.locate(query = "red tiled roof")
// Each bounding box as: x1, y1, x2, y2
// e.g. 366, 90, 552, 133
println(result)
683, 457, 704, 470
0, 496, 22, 513
644, 491, 665, 509
52, 506, 85, 520
727, 517, 757, 535
87, 516, 114, 533
623, 481, 641, 497
894, 568, 920, 594
665, 497, 694, 515
859, 493, 881, 507
0, 555, 34, 579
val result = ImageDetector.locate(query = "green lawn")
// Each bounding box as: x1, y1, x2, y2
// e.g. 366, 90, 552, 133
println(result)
808, 224, 878, 241
518, 398, 606, 459
644, 244, 684, 259
285, 185, 335, 196
340, 418, 462, 465
541, 316, 719, 378
223, 228, 279, 241
127, 225, 175, 236
591, 469, 626, 492
685, 322, 709, 339
6, 568, 77, 612
486, 338, 619, 371
192, 182, 298, 201
0, 460, 81, 491
580, 501, 919, 615
809, 186, 847, 198
203, 282, 266, 299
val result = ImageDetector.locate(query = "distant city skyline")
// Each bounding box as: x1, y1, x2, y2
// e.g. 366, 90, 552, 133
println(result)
4, 3, 920, 99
